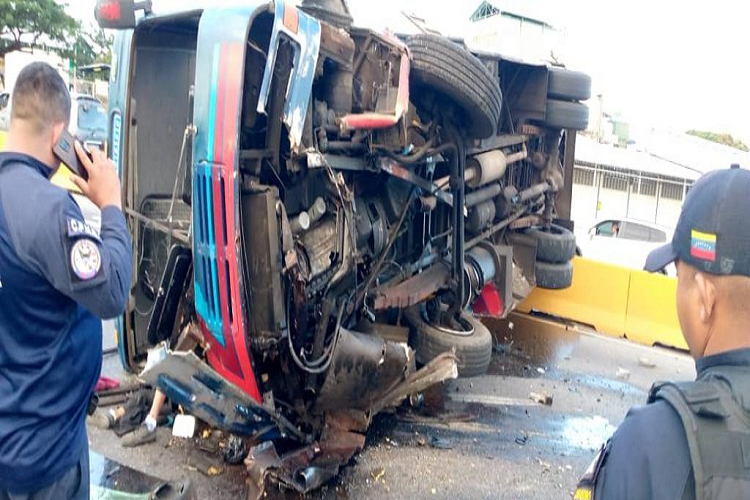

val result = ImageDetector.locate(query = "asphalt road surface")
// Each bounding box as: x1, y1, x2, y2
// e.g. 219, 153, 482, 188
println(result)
90, 317, 695, 499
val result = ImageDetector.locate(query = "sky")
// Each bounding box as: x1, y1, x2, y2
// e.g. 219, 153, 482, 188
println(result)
66, 0, 750, 144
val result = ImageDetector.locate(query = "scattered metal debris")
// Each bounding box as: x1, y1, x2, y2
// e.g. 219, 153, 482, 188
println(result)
245, 421, 366, 500
515, 433, 529, 446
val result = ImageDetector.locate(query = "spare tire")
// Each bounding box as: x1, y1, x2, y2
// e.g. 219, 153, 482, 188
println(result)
407, 34, 503, 139
544, 99, 589, 131
405, 306, 493, 378
525, 224, 576, 264
547, 67, 592, 101
535, 260, 573, 290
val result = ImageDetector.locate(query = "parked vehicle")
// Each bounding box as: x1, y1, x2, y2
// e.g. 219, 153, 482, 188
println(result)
579, 218, 675, 274
69, 93, 108, 149
97, 0, 589, 494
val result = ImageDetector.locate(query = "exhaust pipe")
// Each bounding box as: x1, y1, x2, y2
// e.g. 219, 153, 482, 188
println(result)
466, 146, 528, 188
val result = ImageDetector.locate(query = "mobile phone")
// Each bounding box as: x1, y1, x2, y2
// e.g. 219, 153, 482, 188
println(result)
53, 129, 90, 179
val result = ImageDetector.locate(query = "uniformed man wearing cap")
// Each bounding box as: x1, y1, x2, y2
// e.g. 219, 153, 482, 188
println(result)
575, 165, 750, 500
0, 62, 132, 499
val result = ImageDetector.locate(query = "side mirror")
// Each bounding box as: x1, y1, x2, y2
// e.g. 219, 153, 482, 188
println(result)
95, 0, 152, 30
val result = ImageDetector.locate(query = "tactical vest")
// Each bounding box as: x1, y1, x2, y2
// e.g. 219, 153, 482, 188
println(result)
649, 365, 750, 500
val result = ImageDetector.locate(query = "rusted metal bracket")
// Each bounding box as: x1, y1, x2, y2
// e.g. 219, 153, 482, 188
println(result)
371, 262, 450, 310
378, 158, 454, 207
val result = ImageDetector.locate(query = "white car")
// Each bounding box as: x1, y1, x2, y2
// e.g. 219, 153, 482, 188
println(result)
69, 93, 107, 149
579, 218, 675, 275
0, 92, 106, 147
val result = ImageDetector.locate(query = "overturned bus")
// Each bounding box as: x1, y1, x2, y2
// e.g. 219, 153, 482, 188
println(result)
96, 0, 589, 494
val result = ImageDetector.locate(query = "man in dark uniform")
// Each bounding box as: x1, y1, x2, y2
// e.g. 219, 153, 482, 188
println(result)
0, 63, 132, 499
575, 166, 750, 500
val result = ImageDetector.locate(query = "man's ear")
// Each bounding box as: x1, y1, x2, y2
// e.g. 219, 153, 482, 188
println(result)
51, 122, 65, 149
695, 272, 717, 323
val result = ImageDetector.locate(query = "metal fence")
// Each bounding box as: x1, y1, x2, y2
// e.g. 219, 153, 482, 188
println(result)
573, 161, 693, 224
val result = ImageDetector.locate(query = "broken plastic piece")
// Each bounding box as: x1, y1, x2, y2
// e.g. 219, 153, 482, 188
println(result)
172, 414, 196, 438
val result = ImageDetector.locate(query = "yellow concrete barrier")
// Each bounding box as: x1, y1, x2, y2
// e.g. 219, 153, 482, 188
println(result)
625, 270, 686, 350
518, 257, 630, 338
519, 257, 685, 350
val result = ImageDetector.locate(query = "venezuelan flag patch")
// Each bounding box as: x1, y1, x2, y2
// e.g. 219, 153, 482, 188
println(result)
691, 229, 716, 262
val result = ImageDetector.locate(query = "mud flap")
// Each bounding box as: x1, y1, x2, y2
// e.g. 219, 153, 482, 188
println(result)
140, 349, 302, 440
314, 328, 460, 414
314, 328, 413, 412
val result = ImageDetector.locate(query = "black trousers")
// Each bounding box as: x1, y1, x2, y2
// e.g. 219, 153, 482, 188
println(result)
0, 446, 89, 500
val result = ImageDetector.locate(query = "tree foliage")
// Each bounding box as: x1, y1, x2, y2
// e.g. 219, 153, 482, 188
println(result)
686, 130, 749, 152
74, 26, 113, 69
0, 0, 77, 58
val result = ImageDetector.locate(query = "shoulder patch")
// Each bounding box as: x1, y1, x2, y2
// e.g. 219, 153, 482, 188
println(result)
67, 216, 100, 241
70, 239, 102, 280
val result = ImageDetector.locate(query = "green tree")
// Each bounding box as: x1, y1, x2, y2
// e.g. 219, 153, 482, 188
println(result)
0, 0, 78, 58
686, 130, 749, 152
74, 26, 113, 68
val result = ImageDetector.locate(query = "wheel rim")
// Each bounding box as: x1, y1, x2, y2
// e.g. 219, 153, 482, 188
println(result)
426, 313, 475, 337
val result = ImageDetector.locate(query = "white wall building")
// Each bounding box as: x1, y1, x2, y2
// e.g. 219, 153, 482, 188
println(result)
466, 0, 565, 63
3, 50, 71, 92
570, 133, 750, 240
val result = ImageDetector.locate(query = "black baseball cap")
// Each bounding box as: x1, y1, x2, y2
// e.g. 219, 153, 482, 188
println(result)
645, 166, 750, 276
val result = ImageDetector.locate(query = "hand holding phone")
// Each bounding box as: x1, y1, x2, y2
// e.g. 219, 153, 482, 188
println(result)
70, 142, 123, 211
53, 129, 91, 179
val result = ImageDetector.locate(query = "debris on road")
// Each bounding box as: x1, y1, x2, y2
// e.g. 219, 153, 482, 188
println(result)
529, 392, 553, 406
172, 414, 196, 438
429, 436, 452, 450
188, 452, 224, 477
493, 338, 514, 354
223, 434, 248, 464
515, 433, 529, 446
638, 357, 657, 368
198, 429, 222, 454
370, 467, 386, 482
245, 415, 367, 500
615, 367, 631, 380
536, 457, 552, 473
